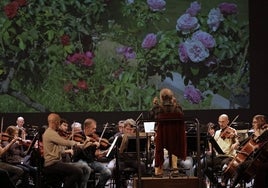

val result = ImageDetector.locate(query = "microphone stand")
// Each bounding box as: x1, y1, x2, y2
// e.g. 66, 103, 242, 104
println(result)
195, 118, 202, 188
115, 142, 120, 188
135, 112, 143, 188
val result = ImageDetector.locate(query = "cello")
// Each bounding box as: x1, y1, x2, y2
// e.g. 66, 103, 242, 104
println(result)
223, 129, 268, 181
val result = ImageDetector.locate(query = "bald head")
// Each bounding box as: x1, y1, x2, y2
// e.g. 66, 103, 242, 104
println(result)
218, 114, 229, 129
48, 113, 61, 130
16, 116, 24, 128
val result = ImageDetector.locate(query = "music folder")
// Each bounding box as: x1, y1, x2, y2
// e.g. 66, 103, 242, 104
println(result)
209, 137, 225, 155
106, 136, 119, 157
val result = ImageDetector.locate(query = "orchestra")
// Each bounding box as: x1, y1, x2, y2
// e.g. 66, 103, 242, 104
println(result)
1, 113, 268, 188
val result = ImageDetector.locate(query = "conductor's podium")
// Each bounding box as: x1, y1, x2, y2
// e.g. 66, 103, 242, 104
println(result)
134, 176, 203, 188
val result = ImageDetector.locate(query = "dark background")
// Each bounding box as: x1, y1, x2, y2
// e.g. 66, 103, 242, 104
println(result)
0, 0, 267, 132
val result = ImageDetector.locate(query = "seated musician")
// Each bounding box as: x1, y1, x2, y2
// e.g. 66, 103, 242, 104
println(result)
0, 132, 24, 187
42, 113, 84, 188
118, 118, 147, 175
58, 119, 92, 188
1, 125, 38, 187
73, 118, 111, 188
148, 88, 187, 177
227, 114, 268, 188
204, 114, 240, 188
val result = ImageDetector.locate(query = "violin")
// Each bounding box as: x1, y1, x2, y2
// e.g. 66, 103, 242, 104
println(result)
220, 126, 237, 140
72, 132, 86, 143
57, 129, 86, 143
89, 133, 110, 149
220, 115, 239, 140
57, 129, 72, 139
0, 132, 14, 141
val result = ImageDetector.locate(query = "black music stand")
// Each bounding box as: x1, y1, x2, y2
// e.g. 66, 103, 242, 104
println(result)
206, 136, 226, 185
208, 137, 225, 155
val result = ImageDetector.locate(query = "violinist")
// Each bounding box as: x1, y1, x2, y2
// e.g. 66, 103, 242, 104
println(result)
78, 118, 112, 188
204, 114, 240, 188
42, 113, 85, 188
57, 119, 92, 188
0, 132, 24, 187
1, 125, 38, 187
16, 116, 27, 140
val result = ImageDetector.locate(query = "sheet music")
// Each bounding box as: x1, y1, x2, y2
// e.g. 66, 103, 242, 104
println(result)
144, 122, 155, 133
106, 136, 118, 157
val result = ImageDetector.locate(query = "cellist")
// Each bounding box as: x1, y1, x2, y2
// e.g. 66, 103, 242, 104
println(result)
229, 114, 268, 188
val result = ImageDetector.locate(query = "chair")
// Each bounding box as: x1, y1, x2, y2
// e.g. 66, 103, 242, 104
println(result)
41, 168, 64, 188
87, 170, 101, 188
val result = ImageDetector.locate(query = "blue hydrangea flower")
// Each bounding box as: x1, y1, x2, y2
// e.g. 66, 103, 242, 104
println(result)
147, 0, 166, 12
186, 1, 201, 16
184, 39, 209, 63
192, 30, 216, 49
176, 13, 200, 34
207, 8, 224, 32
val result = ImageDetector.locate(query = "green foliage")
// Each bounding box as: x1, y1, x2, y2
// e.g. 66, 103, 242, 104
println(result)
0, 0, 249, 112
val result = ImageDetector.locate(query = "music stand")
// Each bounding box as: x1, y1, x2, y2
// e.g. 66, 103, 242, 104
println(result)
126, 135, 147, 153
208, 137, 225, 155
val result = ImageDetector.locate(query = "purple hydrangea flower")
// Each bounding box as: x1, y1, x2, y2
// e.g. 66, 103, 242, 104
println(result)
176, 13, 200, 34
124, 47, 136, 59
207, 8, 224, 32
184, 39, 209, 63
218, 2, 238, 15
186, 1, 201, 17
116, 46, 136, 59
147, 0, 166, 12
178, 42, 189, 63
184, 85, 203, 104
142, 33, 157, 49
192, 30, 216, 49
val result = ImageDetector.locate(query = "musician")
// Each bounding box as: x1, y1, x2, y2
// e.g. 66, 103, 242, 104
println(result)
108, 120, 125, 143
16, 117, 27, 140
57, 119, 92, 188
148, 88, 186, 177
118, 119, 147, 174
204, 114, 239, 188
0, 133, 24, 187
42, 113, 84, 188
59, 118, 69, 132
229, 115, 268, 188
78, 118, 112, 188
1, 125, 37, 187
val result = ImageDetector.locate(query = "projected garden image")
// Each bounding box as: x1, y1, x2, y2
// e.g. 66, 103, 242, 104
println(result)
0, 0, 249, 112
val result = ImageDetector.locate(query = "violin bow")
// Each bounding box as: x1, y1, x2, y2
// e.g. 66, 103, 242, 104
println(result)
1, 117, 3, 133
229, 115, 239, 126
0, 117, 3, 143
98, 123, 108, 145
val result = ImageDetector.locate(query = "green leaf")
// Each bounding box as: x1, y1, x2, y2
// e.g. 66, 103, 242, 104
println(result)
190, 67, 199, 76
18, 37, 26, 50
